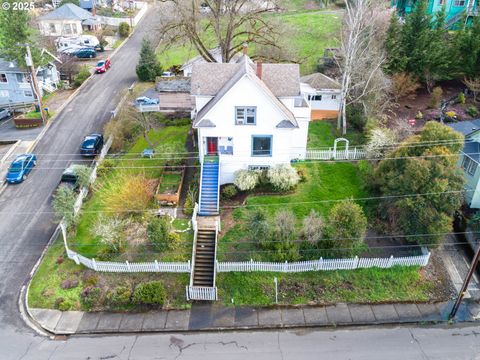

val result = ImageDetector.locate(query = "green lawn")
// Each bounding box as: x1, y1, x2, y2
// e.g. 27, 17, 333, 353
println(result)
28, 234, 190, 311
307, 121, 366, 149
156, 12, 341, 75
216, 267, 439, 306
158, 172, 183, 194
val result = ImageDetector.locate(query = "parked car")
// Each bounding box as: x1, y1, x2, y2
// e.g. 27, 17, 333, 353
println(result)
161, 71, 174, 77
6, 154, 37, 184
80, 134, 104, 157
0, 108, 12, 121
58, 164, 82, 191
95, 59, 111, 73
134, 96, 159, 105
75, 48, 97, 59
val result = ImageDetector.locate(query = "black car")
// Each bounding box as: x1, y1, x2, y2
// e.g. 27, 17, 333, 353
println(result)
59, 164, 82, 191
80, 134, 104, 157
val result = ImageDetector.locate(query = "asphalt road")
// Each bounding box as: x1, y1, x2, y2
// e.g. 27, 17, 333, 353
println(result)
0, 3, 161, 347
1, 325, 480, 359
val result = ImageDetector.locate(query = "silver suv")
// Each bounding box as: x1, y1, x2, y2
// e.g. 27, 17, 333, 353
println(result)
0, 108, 11, 121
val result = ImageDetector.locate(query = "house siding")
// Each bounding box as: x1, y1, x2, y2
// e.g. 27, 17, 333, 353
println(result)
0, 71, 36, 107
195, 75, 309, 185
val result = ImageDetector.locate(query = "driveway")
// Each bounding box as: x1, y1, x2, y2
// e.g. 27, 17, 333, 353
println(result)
0, 3, 162, 343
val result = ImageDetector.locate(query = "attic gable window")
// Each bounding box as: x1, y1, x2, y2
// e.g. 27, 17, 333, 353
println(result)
235, 106, 256, 125
0, 73, 7, 83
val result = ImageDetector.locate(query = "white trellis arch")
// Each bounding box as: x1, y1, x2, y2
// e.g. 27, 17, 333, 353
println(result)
333, 138, 349, 159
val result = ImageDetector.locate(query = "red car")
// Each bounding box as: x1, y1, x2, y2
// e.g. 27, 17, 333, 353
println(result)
95, 58, 111, 73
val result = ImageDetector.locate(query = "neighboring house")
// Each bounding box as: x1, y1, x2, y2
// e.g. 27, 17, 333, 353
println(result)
181, 47, 242, 77
79, 0, 96, 11
38, 3, 100, 37
300, 72, 341, 121
448, 120, 480, 208
392, 0, 478, 28
191, 54, 311, 188
155, 78, 194, 112
0, 58, 60, 108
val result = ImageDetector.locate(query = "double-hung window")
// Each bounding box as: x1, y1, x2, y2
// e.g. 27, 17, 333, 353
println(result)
462, 156, 478, 176
235, 106, 256, 125
454, 0, 465, 6
252, 135, 272, 157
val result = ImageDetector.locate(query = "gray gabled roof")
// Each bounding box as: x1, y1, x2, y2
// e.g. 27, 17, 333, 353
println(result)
447, 119, 480, 137
39, 3, 95, 21
300, 72, 341, 90
0, 58, 24, 72
192, 55, 298, 128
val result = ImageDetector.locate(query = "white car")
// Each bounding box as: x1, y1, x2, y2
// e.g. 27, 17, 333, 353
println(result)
161, 71, 174, 78
0, 108, 11, 121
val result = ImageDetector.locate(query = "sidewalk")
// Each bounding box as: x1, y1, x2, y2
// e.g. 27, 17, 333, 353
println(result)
28, 300, 480, 335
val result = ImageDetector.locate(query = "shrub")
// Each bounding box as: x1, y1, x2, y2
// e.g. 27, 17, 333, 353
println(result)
52, 186, 77, 228
269, 210, 299, 261
302, 209, 323, 245
74, 164, 92, 189
415, 111, 423, 120
183, 187, 197, 216
93, 215, 126, 254
73, 65, 90, 87
107, 285, 132, 306
103, 174, 153, 216
168, 232, 181, 249
104, 116, 140, 152
467, 106, 479, 117
97, 159, 115, 178
266, 164, 300, 192
247, 209, 271, 245
147, 216, 172, 252
346, 104, 367, 131
458, 92, 466, 104
80, 286, 102, 310
221, 184, 238, 200
391, 72, 420, 100
297, 167, 308, 183
324, 200, 368, 256
132, 281, 166, 306
234, 169, 259, 191
118, 22, 130, 37
365, 127, 397, 158
445, 110, 457, 119
57, 299, 74, 311
429, 86, 443, 108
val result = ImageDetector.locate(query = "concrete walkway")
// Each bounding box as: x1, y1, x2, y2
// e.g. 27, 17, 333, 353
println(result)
29, 300, 480, 335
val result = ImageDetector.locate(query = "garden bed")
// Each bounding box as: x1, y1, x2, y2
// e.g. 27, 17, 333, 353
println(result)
155, 169, 185, 205
14, 115, 43, 128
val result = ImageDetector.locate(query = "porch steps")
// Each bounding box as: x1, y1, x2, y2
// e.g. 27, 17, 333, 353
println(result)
192, 228, 216, 287
198, 156, 219, 216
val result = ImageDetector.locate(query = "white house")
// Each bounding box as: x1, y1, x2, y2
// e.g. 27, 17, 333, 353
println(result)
191, 55, 311, 186
181, 47, 242, 77
300, 72, 341, 120
38, 3, 101, 37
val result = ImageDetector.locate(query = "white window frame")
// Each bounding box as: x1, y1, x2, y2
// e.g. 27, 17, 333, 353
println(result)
49, 23, 56, 33
235, 106, 256, 125
252, 135, 273, 157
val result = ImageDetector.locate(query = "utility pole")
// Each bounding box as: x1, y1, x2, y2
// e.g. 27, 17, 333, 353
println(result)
23, 44, 46, 124
449, 244, 480, 319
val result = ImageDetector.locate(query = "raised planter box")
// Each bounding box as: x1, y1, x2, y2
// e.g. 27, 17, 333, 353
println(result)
155, 167, 186, 206
13, 116, 43, 129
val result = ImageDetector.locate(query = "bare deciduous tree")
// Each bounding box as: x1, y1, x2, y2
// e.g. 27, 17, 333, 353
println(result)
160, 0, 281, 63
464, 77, 480, 103
337, 0, 391, 134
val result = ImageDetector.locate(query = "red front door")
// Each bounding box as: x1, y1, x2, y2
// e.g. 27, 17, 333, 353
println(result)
206, 137, 218, 155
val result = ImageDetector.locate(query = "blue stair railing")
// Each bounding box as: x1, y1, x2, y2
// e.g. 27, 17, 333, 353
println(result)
198, 156, 220, 216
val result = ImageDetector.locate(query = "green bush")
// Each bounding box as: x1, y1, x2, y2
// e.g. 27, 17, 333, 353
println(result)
107, 285, 132, 306
147, 216, 172, 252
266, 164, 300, 192
183, 188, 197, 216
132, 281, 166, 306
73, 66, 90, 87
104, 116, 140, 152
80, 286, 102, 310
247, 209, 271, 245
297, 168, 308, 183
52, 186, 77, 228
167, 232, 181, 250
97, 159, 115, 178
268, 210, 299, 261
458, 92, 466, 104
467, 106, 479, 117
118, 22, 130, 37
221, 184, 238, 200
346, 104, 367, 131
57, 299, 75, 311
429, 86, 443, 108
234, 169, 259, 191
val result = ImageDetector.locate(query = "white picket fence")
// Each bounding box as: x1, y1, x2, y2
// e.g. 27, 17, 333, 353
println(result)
216, 252, 430, 273
305, 147, 367, 160
185, 286, 218, 301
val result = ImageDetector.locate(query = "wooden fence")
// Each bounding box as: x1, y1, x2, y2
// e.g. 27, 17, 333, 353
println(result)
305, 147, 367, 161
216, 252, 430, 273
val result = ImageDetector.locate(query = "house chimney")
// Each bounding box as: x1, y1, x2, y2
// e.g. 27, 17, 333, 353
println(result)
242, 43, 248, 55
256, 61, 262, 79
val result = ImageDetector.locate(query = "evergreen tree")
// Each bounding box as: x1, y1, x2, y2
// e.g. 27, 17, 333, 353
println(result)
384, 12, 405, 74
454, 15, 480, 77
136, 38, 162, 82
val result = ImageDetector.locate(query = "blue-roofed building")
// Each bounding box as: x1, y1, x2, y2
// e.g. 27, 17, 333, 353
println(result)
79, 0, 96, 11
38, 3, 100, 37
448, 119, 480, 208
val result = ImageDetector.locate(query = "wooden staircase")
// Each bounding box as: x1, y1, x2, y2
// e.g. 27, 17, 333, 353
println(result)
192, 228, 216, 287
